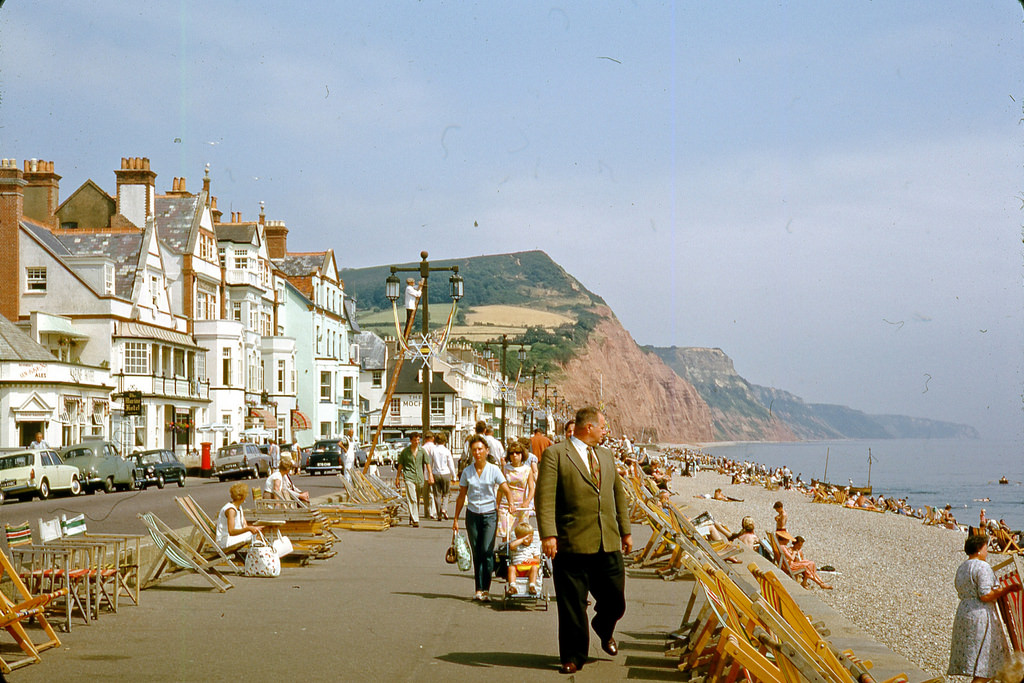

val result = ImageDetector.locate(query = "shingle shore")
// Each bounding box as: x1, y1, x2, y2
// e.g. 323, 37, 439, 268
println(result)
663, 465, 968, 680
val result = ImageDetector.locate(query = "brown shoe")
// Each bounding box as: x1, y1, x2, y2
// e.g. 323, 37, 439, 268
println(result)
559, 662, 578, 675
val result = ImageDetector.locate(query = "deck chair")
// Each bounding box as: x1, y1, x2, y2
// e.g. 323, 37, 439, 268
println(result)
5, 521, 91, 631
991, 528, 1024, 555
174, 496, 244, 574
137, 512, 233, 592
993, 554, 1024, 651
38, 517, 116, 617
0, 549, 65, 673
59, 514, 143, 607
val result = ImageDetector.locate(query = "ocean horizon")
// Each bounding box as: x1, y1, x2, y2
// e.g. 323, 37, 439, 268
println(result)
664, 438, 1023, 531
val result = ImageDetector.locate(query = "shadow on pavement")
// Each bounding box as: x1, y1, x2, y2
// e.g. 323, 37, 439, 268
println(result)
435, 651, 557, 671
393, 590, 473, 602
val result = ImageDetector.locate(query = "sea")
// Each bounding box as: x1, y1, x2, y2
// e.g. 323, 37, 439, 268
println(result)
690, 438, 1023, 531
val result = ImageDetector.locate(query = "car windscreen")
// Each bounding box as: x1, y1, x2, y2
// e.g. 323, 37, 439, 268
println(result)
137, 454, 162, 465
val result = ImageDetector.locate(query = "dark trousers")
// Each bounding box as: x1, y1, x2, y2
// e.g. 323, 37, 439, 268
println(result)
551, 550, 626, 666
465, 509, 497, 592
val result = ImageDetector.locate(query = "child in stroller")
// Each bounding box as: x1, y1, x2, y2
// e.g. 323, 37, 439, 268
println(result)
507, 521, 541, 595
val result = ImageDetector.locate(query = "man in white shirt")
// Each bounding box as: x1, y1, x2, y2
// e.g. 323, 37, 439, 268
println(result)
404, 278, 422, 329
29, 432, 50, 449
429, 432, 457, 520
340, 428, 356, 480
421, 432, 437, 519
484, 426, 505, 465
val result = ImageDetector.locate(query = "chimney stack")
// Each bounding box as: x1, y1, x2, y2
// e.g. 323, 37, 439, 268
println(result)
167, 176, 190, 196
0, 159, 26, 322
22, 159, 61, 229
265, 220, 288, 259
114, 156, 157, 228
210, 196, 222, 223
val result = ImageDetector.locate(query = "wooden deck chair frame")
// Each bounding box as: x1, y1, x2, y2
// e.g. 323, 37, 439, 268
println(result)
137, 512, 233, 592
993, 554, 1024, 651
39, 516, 118, 617
174, 496, 245, 574
61, 513, 143, 608
0, 550, 64, 672
6, 521, 93, 631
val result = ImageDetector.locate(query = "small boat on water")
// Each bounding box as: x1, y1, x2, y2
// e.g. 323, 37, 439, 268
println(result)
999, 476, 1009, 485
811, 479, 872, 496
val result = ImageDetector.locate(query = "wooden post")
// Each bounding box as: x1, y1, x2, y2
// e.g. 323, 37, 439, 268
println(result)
362, 300, 420, 474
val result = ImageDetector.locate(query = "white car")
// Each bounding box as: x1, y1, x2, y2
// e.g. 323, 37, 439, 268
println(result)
0, 449, 83, 503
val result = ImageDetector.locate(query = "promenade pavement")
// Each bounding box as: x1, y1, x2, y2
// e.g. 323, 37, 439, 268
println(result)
12, 488, 931, 682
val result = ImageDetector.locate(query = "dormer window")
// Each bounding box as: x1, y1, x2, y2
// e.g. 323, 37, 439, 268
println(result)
151, 276, 160, 308
104, 264, 115, 294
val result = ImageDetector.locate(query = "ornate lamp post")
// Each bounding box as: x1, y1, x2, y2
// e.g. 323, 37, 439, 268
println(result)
384, 251, 464, 432
481, 334, 526, 442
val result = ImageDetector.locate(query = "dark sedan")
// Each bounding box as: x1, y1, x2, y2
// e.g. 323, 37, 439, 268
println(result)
131, 449, 187, 489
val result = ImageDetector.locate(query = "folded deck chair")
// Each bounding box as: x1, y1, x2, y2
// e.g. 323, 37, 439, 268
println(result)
60, 513, 143, 607
5, 521, 91, 631
137, 512, 233, 592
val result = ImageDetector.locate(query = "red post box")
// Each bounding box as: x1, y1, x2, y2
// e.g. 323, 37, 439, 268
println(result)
201, 442, 212, 478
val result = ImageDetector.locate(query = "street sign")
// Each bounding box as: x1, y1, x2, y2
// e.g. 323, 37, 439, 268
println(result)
123, 390, 143, 416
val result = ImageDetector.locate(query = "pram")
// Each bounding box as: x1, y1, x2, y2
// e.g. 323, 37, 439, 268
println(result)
494, 538, 551, 611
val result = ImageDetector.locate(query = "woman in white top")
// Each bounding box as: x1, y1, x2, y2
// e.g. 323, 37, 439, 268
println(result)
216, 482, 264, 549
452, 435, 513, 602
264, 456, 309, 503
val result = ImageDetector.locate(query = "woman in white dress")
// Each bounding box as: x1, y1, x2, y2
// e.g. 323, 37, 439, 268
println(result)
216, 482, 264, 550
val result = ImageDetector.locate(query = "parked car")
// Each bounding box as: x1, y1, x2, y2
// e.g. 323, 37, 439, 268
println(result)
0, 449, 82, 502
305, 438, 345, 475
130, 449, 187, 489
60, 441, 136, 493
212, 443, 270, 481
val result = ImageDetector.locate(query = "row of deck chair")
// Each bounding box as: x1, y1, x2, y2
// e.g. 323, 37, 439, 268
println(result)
669, 551, 925, 682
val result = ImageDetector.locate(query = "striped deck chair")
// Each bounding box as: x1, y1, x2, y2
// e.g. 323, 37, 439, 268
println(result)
40, 516, 118, 617
993, 555, 1024, 651
174, 496, 245, 574
137, 512, 233, 592
5, 521, 91, 631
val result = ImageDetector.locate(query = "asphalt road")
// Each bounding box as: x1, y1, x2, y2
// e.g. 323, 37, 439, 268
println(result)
0, 469, 374, 538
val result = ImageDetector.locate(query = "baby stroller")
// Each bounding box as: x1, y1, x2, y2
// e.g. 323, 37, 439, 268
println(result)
498, 538, 551, 611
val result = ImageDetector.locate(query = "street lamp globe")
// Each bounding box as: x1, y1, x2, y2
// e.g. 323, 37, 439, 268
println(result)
449, 272, 464, 301
384, 273, 401, 302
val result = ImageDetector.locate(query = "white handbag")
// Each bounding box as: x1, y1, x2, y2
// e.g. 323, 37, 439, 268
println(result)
271, 530, 293, 559
244, 533, 281, 577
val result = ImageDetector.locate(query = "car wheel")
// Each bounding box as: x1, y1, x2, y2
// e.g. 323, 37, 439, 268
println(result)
156, 474, 165, 489
70, 477, 82, 496
126, 478, 137, 491
217, 476, 225, 482
38, 479, 50, 500
177, 473, 186, 487
0, 488, 5, 505
103, 476, 115, 494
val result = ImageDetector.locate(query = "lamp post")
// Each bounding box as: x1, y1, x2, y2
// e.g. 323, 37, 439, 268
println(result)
481, 334, 526, 442
529, 366, 537, 431
384, 251, 464, 432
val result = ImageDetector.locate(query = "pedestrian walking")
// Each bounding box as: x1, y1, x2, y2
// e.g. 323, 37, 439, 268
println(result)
395, 432, 432, 527
536, 406, 632, 675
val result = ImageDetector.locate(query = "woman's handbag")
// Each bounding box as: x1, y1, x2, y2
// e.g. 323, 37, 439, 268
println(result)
445, 532, 458, 564
453, 531, 471, 572
244, 533, 281, 577
270, 530, 293, 559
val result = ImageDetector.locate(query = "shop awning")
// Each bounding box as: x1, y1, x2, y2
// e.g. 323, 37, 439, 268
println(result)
290, 409, 312, 431
114, 321, 203, 349
249, 407, 277, 429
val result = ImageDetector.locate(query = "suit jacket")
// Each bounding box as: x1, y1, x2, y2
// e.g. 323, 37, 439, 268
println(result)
535, 440, 631, 554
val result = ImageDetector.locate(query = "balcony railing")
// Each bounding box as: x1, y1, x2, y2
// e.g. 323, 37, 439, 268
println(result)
116, 372, 210, 401
225, 269, 263, 287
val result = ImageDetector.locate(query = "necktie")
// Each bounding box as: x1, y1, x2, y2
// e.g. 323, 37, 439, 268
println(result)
588, 446, 601, 488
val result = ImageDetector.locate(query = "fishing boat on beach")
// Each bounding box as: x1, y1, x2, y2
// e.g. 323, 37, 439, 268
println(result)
999, 476, 1009, 485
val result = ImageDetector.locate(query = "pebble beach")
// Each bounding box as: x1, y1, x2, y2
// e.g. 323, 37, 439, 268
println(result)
666, 466, 974, 680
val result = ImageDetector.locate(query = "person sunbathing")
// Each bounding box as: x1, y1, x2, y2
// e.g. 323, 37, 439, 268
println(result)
939, 504, 959, 530
852, 493, 878, 510
781, 536, 832, 590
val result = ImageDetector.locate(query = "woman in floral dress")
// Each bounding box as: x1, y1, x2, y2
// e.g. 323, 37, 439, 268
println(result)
498, 442, 535, 541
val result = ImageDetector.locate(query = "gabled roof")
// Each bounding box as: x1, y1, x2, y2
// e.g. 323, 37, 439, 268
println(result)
274, 252, 329, 278
214, 222, 259, 245
52, 231, 144, 299
55, 179, 114, 214
391, 362, 457, 395
0, 314, 56, 363
22, 220, 72, 256
354, 331, 385, 370
155, 194, 203, 254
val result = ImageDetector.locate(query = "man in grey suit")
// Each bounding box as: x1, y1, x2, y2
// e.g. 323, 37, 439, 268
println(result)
536, 406, 632, 674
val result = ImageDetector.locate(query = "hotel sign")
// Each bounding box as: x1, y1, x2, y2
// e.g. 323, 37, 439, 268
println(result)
123, 391, 143, 416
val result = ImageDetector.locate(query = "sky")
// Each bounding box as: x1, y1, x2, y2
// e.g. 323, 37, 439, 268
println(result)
1, 2, 1021, 440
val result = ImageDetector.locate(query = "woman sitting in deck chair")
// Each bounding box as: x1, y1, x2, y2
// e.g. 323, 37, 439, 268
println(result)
264, 456, 310, 503
216, 482, 265, 551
